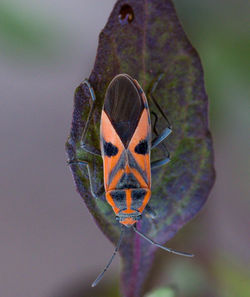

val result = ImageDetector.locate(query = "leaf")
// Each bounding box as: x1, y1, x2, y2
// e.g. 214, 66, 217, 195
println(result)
65, 0, 215, 296
0, 2, 57, 60
144, 287, 176, 297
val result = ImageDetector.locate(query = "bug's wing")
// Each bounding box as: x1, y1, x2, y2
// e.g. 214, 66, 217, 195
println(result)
103, 74, 144, 148
100, 110, 125, 191
128, 108, 151, 189
101, 74, 151, 192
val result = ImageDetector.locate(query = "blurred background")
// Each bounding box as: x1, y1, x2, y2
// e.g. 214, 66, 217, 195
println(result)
0, 0, 249, 296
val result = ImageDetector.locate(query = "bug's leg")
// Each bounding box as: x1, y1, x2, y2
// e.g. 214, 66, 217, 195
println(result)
147, 74, 172, 149
151, 111, 172, 150
151, 128, 172, 149
145, 204, 156, 219
147, 74, 172, 169
151, 156, 170, 169
80, 80, 101, 156
151, 111, 159, 138
147, 73, 171, 127
68, 159, 105, 199
150, 112, 171, 169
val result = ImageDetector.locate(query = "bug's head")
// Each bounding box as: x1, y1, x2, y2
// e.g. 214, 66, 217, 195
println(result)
116, 212, 142, 227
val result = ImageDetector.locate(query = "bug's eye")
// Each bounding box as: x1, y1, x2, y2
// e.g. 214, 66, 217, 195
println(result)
135, 140, 148, 155
104, 141, 118, 157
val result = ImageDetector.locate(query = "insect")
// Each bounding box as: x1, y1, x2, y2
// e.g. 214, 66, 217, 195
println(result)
69, 74, 193, 287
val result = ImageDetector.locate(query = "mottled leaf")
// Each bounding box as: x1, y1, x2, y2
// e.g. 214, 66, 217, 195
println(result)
65, 0, 215, 296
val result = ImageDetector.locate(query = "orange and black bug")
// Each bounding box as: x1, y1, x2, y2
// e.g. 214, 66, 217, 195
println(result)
69, 74, 193, 287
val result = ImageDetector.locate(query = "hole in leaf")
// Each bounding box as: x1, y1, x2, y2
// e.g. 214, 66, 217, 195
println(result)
119, 4, 134, 25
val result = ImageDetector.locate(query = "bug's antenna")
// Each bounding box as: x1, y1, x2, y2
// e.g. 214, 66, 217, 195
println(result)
91, 226, 125, 287
132, 226, 194, 258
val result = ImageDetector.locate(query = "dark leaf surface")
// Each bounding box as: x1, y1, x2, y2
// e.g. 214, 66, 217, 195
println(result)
65, 0, 215, 296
